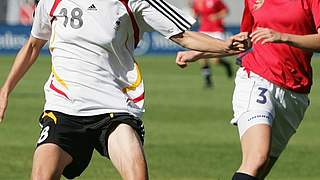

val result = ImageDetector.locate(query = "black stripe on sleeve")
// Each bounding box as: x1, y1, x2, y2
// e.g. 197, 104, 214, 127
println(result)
145, 0, 191, 31
157, 0, 192, 27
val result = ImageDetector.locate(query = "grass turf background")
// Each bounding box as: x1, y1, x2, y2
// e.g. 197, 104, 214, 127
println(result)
0, 55, 319, 180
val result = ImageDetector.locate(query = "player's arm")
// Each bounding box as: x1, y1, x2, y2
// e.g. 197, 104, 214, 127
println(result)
250, 27, 320, 52
170, 31, 248, 54
0, 36, 47, 122
173, 32, 250, 68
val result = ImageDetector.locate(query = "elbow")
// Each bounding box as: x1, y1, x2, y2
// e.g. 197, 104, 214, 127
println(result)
170, 31, 191, 49
27, 36, 46, 55
29, 40, 43, 53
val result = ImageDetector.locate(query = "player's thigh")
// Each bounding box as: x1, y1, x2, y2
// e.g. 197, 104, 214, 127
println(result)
108, 123, 145, 165
32, 143, 72, 179
36, 111, 95, 179
107, 123, 147, 179
231, 68, 274, 138
233, 73, 274, 168
240, 124, 271, 161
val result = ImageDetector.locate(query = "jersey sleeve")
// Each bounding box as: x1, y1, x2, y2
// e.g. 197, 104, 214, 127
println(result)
31, 0, 52, 40
240, 0, 254, 33
132, 0, 196, 39
310, 0, 320, 30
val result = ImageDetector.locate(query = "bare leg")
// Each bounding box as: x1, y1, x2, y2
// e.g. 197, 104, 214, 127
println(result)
257, 156, 278, 179
108, 124, 148, 180
200, 59, 212, 88
31, 143, 73, 180
237, 124, 271, 177
212, 58, 233, 78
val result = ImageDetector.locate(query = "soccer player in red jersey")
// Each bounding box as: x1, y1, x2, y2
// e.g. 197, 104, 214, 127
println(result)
0, 0, 248, 179
176, 0, 320, 179
192, 0, 233, 88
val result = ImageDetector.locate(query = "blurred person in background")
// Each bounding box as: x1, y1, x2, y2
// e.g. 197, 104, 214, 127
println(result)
0, 0, 248, 179
0, 0, 8, 24
19, 0, 36, 25
176, 0, 320, 179
192, 0, 232, 88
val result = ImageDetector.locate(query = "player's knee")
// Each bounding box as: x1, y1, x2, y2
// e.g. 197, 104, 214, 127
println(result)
125, 171, 148, 180
32, 167, 60, 180
118, 158, 148, 180
242, 153, 269, 171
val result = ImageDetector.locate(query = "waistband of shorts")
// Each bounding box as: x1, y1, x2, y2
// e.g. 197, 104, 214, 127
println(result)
44, 110, 132, 120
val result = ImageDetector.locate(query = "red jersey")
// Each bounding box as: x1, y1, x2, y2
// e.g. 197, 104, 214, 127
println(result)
193, 0, 228, 32
241, 0, 320, 93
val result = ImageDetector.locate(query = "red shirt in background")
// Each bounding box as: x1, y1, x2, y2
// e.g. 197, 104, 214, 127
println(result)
193, 0, 228, 32
19, 3, 35, 25
241, 0, 320, 93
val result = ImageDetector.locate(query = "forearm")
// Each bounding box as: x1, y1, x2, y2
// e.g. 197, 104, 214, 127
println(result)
171, 31, 230, 53
252, 27, 320, 52
188, 50, 239, 60
2, 37, 43, 95
281, 33, 320, 52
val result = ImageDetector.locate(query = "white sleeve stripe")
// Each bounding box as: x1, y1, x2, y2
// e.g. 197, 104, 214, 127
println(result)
145, 0, 192, 31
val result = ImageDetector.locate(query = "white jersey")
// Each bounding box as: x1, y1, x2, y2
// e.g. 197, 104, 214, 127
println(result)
31, 0, 195, 117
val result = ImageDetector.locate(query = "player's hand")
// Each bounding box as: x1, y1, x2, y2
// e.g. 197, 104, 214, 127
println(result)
0, 88, 8, 123
228, 32, 251, 51
176, 51, 202, 68
250, 27, 288, 44
208, 14, 219, 22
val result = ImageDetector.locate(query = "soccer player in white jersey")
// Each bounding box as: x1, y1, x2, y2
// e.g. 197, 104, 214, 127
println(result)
0, 0, 248, 179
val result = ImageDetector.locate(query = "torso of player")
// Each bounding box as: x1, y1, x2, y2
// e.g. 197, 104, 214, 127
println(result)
242, 0, 319, 93
44, 0, 145, 117
193, 0, 226, 32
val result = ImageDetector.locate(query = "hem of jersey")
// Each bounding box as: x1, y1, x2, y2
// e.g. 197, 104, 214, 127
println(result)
165, 29, 185, 39
43, 105, 136, 117
30, 32, 50, 41
242, 65, 311, 94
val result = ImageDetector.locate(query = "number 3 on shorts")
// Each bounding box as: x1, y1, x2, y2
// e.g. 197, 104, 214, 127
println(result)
37, 126, 50, 144
256, 87, 268, 104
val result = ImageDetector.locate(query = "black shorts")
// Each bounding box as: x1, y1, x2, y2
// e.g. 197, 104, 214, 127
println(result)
36, 110, 145, 179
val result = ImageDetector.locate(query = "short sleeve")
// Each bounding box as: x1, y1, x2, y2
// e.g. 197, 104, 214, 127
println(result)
310, 0, 320, 30
240, 0, 254, 33
31, 0, 52, 40
133, 0, 196, 39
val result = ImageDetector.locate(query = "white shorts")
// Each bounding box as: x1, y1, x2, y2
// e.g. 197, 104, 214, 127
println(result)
231, 67, 309, 157
200, 31, 226, 40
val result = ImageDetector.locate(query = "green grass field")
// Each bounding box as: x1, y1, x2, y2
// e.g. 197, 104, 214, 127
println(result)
0, 55, 320, 180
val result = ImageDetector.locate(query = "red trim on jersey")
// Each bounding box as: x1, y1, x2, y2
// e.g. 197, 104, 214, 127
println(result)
49, 0, 62, 17
50, 80, 70, 100
131, 92, 144, 103
119, 0, 140, 48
